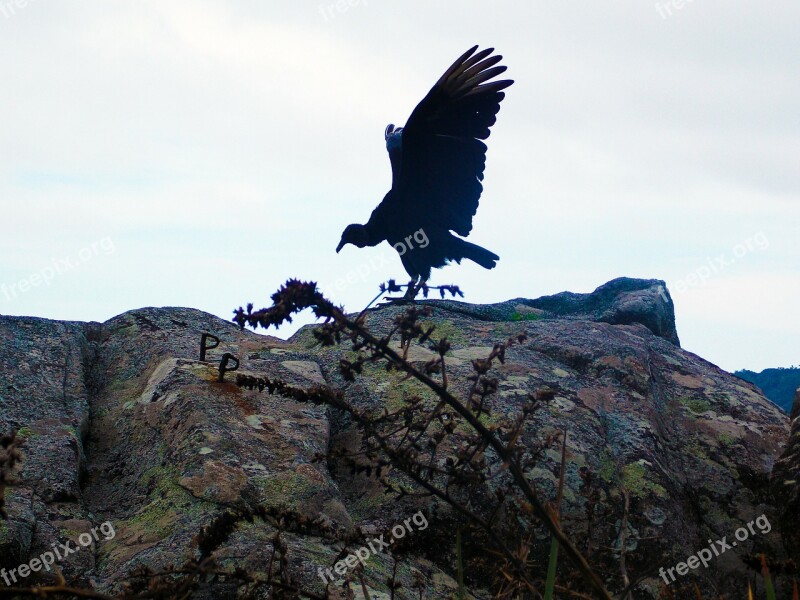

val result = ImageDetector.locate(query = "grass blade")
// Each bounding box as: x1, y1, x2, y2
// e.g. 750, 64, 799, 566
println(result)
456, 528, 465, 600
761, 554, 776, 600
544, 430, 568, 600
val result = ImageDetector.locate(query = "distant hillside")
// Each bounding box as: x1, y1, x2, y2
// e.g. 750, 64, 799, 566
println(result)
735, 367, 800, 413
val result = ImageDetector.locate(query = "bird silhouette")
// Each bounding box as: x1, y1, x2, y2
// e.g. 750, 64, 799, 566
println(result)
336, 46, 513, 299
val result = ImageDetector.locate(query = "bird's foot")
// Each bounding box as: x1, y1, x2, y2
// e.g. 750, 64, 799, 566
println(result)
380, 279, 421, 305
380, 297, 413, 306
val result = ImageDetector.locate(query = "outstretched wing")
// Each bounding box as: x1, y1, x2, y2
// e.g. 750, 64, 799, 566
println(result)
393, 46, 513, 236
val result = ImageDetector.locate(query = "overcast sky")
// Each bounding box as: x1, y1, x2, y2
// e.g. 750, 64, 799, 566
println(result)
1, 1, 797, 372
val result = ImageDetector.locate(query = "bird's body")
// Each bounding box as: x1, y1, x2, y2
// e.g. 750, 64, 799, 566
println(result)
337, 46, 512, 290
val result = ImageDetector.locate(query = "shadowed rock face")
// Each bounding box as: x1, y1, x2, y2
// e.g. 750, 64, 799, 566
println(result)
771, 388, 800, 563
0, 279, 791, 598
416, 277, 680, 347
523, 277, 681, 346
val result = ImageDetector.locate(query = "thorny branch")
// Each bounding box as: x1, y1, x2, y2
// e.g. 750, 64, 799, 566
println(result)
232, 279, 615, 600
0, 278, 615, 599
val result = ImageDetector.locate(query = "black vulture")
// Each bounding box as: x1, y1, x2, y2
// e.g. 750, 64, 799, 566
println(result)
336, 46, 513, 297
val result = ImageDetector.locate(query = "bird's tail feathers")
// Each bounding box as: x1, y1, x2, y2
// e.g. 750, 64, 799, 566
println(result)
457, 239, 499, 270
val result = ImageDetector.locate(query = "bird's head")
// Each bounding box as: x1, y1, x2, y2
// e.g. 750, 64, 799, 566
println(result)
336, 224, 369, 253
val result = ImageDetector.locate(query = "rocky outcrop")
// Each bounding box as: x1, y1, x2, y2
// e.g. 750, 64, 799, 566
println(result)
771, 387, 800, 563
523, 277, 681, 346
416, 277, 680, 347
0, 308, 471, 598
0, 279, 791, 598
0, 317, 92, 572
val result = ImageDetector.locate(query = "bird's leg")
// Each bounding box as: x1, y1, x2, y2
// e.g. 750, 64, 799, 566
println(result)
380, 277, 421, 306
402, 277, 423, 301
402, 278, 417, 300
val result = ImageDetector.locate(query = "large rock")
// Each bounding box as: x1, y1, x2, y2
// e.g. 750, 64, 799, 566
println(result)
771, 387, 800, 562
418, 277, 680, 346
0, 279, 791, 598
0, 317, 92, 579
524, 277, 681, 346
0, 308, 465, 598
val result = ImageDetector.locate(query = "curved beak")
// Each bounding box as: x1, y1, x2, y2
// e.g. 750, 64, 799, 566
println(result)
335, 240, 345, 253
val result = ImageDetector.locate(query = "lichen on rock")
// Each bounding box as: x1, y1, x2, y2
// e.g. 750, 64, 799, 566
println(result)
0, 280, 792, 598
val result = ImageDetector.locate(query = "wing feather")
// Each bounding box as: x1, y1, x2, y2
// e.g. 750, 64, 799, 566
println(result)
455, 66, 508, 94
391, 47, 512, 236
456, 55, 504, 85
434, 45, 482, 85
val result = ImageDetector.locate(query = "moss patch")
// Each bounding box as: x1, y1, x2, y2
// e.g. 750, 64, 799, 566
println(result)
679, 396, 711, 414
15, 426, 38, 439
511, 311, 541, 322
128, 465, 206, 541
622, 462, 668, 499
365, 364, 437, 413
684, 440, 710, 461
252, 471, 319, 510
597, 451, 617, 484
420, 319, 468, 346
